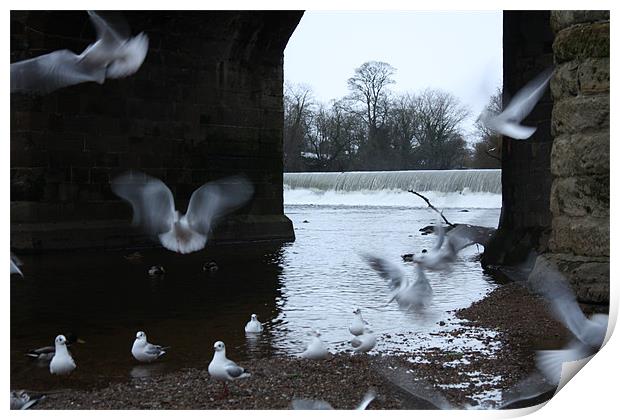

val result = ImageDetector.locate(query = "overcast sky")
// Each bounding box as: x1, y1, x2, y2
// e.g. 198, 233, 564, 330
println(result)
284, 11, 503, 136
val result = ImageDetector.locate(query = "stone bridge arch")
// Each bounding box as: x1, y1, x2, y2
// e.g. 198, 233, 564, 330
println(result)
10, 11, 609, 306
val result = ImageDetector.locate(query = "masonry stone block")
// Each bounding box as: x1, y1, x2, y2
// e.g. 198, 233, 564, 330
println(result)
551, 95, 609, 135
550, 215, 609, 257
551, 132, 609, 177
550, 10, 610, 33
553, 21, 609, 63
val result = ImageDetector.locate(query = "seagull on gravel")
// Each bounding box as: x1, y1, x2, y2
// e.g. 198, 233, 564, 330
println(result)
364, 255, 433, 310
350, 328, 377, 354
291, 388, 377, 410
11, 11, 148, 95
131, 331, 168, 363
300, 330, 330, 360
477, 68, 553, 140
49, 335, 77, 375
10, 390, 45, 410
349, 308, 367, 336
244, 314, 263, 334
529, 257, 609, 385
208, 341, 251, 396
111, 171, 254, 254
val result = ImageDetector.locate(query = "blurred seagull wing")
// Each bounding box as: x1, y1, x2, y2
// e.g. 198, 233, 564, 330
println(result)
185, 175, 254, 235
363, 254, 407, 290
11, 50, 105, 94
356, 389, 377, 410
291, 399, 334, 410
501, 68, 553, 123
111, 171, 175, 235
105, 32, 149, 79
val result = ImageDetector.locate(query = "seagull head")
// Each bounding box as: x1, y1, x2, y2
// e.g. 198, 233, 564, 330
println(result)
135, 331, 147, 341
353, 308, 361, 315
55, 335, 67, 346
251, 314, 258, 321
213, 341, 226, 352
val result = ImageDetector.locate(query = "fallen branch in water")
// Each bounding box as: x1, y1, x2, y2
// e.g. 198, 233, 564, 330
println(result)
407, 190, 455, 227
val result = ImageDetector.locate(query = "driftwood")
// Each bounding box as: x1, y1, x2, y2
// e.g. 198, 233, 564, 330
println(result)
402, 190, 497, 262
407, 190, 455, 227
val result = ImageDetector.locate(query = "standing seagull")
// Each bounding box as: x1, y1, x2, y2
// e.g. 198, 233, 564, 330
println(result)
477, 68, 553, 140
530, 257, 609, 385
350, 328, 377, 354
131, 331, 168, 363
111, 171, 254, 254
349, 309, 367, 336
11, 11, 149, 94
208, 341, 250, 396
244, 314, 263, 334
300, 330, 330, 360
49, 335, 77, 375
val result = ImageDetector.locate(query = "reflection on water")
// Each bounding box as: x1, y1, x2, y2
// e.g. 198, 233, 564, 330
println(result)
11, 205, 500, 392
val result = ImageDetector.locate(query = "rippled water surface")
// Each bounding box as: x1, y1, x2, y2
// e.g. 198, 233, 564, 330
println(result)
11, 205, 500, 391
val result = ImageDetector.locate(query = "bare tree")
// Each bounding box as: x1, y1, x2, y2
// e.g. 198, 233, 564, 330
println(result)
346, 61, 397, 168
283, 82, 314, 171
410, 89, 470, 169
471, 88, 502, 168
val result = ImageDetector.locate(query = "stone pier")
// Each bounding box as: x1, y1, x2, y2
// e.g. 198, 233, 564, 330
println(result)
10, 11, 303, 251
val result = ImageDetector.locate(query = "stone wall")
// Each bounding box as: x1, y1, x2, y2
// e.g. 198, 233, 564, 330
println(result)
10, 11, 303, 251
542, 11, 610, 305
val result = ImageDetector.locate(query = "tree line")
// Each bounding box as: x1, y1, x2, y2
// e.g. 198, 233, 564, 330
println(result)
284, 61, 501, 172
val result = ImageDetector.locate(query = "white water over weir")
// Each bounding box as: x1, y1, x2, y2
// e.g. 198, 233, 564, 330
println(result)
284, 169, 501, 194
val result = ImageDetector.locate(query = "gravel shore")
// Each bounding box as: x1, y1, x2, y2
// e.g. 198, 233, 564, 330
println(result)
31, 282, 570, 410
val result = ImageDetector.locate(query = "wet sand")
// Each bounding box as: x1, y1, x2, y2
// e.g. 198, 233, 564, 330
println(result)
32, 282, 571, 410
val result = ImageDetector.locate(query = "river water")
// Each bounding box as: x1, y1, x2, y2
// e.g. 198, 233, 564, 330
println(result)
11, 205, 500, 392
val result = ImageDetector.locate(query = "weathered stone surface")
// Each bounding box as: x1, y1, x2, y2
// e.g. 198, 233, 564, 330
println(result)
550, 10, 610, 33
551, 58, 609, 99
551, 62, 579, 99
553, 21, 609, 63
551, 131, 609, 177
550, 175, 609, 218
551, 95, 609, 136
549, 215, 609, 257
578, 57, 610, 95
528, 253, 609, 305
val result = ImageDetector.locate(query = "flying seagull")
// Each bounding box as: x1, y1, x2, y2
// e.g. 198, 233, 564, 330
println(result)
11, 11, 149, 95
364, 255, 433, 310
529, 256, 608, 385
111, 171, 254, 254
477, 68, 553, 140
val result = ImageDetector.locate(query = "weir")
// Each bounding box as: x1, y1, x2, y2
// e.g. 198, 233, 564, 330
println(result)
284, 169, 502, 194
